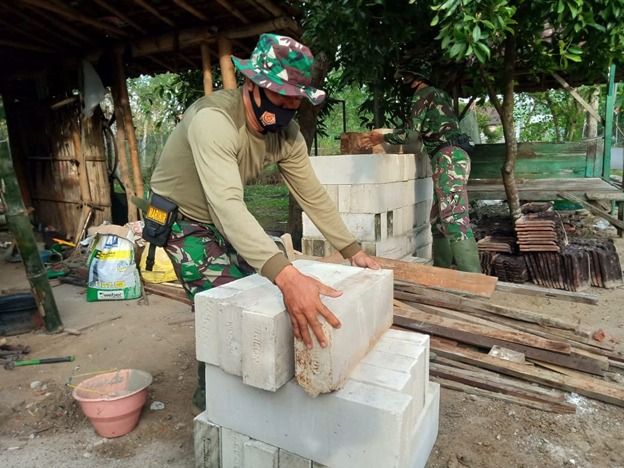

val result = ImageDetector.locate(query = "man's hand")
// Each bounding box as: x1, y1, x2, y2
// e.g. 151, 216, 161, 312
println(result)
275, 265, 342, 350
349, 250, 380, 269
360, 131, 385, 149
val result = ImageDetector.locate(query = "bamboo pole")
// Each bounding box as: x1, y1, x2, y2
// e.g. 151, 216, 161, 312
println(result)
201, 42, 213, 95
0, 149, 63, 333
113, 50, 144, 199
219, 37, 237, 89
110, 59, 137, 222
70, 117, 94, 243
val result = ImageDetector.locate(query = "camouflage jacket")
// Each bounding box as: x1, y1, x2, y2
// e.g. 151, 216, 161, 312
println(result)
385, 86, 463, 154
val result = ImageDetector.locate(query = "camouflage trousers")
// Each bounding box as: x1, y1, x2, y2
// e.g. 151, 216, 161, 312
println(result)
430, 146, 475, 243
163, 220, 255, 301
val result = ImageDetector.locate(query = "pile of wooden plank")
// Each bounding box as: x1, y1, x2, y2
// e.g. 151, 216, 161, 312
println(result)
388, 262, 624, 413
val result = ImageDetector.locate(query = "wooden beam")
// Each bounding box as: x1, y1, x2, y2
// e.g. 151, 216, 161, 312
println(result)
558, 191, 624, 231
430, 338, 624, 407
394, 311, 605, 376
244, 0, 285, 17
430, 363, 577, 413
215, 0, 250, 24
394, 300, 571, 354
372, 256, 497, 298
394, 284, 590, 335
173, 0, 209, 21
10, 7, 82, 46
21, 0, 129, 37
21, 3, 91, 43
219, 37, 237, 89
0, 39, 57, 54
552, 72, 604, 125
201, 42, 213, 95
93, 0, 146, 34
133, 0, 176, 27
495, 280, 599, 305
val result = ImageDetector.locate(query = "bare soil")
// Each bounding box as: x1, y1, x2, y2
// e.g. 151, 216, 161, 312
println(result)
1, 225, 624, 468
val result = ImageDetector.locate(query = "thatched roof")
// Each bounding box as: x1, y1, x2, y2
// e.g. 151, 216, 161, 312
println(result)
0, 0, 301, 80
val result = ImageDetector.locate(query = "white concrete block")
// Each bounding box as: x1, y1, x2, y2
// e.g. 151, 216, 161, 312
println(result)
195, 275, 274, 365
194, 412, 220, 468
222, 427, 249, 468
204, 364, 414, 468
415, 244, 432, 260
415, 152, 433, 179
295, 268, 394, 396
243, 440, 279, 468
195, 286, 240, 365
218, 282, 284, 376
278, 449, 312, 468
342, 181, 418, 214
409, 382, 440, 468
303, 212, 388, 242
321, 184, 338, 206
361, 230, 421, 259
414, 200, 432, 228
197, 260, 379, 392
337, 184, 351, 212
414, 177, 433, 203
310, 154, 415, 184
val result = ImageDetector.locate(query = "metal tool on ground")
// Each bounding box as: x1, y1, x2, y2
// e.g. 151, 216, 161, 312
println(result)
4, 355, 75, 370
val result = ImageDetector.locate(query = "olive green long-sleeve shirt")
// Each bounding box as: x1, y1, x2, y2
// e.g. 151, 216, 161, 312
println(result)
150, 88, 360, 282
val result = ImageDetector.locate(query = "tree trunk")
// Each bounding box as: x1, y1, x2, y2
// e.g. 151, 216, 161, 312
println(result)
287, 50, 334, 251
586, 87, 600, 139
500, 32, 521, 220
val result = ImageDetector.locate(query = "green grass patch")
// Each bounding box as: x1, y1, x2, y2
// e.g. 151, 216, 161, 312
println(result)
244, 184, 289, 234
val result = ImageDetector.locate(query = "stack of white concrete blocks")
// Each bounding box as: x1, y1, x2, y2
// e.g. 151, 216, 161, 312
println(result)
302, 153, 433, 261
194, 260, 439, 468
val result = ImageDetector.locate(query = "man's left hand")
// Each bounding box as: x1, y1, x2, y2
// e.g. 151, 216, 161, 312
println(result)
349, 250, 380, 269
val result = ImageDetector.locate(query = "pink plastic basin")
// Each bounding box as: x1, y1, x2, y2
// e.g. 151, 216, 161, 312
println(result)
72, 369, 153, 438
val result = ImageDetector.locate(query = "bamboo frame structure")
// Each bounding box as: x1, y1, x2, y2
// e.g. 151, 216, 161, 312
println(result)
201, 41, 214, 95
219, 37, 237, 89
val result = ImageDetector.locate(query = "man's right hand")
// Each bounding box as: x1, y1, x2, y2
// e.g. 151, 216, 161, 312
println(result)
274, 265, 342, 350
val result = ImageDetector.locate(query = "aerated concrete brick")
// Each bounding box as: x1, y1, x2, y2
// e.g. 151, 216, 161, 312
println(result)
195, 261, 384, 392
310, 154, 415, 184
203, 365, 415, 468
294, 267, 394, 396
243, 440, 279, 468
194, 412, 220, 468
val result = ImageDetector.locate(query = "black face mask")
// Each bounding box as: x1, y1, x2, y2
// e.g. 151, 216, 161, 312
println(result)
249, 86, 297, 133
401, 80, 416, 95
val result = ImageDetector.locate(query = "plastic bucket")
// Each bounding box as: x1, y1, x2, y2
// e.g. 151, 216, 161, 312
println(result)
71, 369, 153, 438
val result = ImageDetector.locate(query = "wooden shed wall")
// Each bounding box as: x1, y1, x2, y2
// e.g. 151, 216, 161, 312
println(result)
4, 78, 111, 240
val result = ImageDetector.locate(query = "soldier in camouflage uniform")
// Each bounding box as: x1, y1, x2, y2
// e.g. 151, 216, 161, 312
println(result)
362, 58, 481, 273
149, 33, 379, 415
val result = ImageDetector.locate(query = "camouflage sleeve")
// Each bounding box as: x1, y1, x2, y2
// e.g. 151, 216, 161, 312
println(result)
383, 129, 420, 146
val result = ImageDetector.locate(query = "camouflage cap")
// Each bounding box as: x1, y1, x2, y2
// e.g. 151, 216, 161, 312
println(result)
395, 57, 432, 82
231, 33, 326, 105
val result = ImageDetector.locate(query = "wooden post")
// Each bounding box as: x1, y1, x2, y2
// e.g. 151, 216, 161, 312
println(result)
113, 50, 144, 199
604, 64, 617, 182
110, 64, 138, 222
219, 37, 237, 89
201, 41, 213, 95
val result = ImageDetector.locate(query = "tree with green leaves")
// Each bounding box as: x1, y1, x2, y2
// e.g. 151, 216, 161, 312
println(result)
427, 0, 624, 218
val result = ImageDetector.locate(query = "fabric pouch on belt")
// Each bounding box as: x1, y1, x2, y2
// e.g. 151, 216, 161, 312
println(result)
142, 193, 178, 247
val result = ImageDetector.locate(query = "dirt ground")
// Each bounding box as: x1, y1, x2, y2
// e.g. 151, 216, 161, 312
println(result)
1, 225, 624, 468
